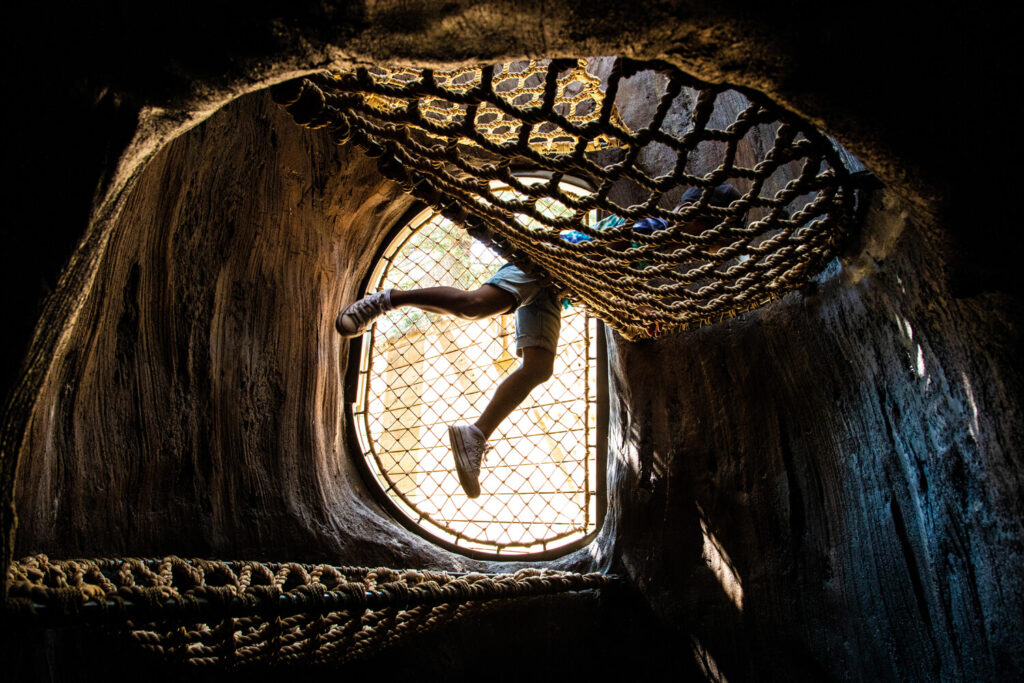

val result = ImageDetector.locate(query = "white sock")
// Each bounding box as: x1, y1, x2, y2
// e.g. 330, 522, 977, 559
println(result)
381, 288, 394, 310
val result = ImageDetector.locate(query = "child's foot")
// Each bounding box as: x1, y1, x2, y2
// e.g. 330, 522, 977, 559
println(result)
335, 290, 392, 337
449, 424, 490, 498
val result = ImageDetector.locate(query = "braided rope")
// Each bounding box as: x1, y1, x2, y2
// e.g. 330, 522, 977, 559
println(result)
6, 555, 610, 666
360, 61, 627, 154
273, 57, 866, 339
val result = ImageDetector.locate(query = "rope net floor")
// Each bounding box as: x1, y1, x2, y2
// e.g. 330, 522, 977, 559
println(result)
6, 555, 609, 667
273, 57, 867, 339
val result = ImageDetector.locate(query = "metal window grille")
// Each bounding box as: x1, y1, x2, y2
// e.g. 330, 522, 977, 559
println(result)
352, 179, 604, 557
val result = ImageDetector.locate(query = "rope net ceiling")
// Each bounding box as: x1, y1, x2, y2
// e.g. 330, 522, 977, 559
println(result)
361, 61, 627, 154
273, 57, 866, 339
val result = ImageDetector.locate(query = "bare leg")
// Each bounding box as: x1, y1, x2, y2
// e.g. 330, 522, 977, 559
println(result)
391, 285, 514, 319
473, 346, 555, 438
391, 284, 552, 435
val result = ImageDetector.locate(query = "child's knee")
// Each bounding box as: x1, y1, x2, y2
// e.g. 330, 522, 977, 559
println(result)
463, 286, 513, 319
520, 348, 555, 383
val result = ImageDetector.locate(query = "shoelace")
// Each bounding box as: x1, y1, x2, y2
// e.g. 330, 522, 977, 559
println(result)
349, 294, 387, 328
351, 297, 378, 323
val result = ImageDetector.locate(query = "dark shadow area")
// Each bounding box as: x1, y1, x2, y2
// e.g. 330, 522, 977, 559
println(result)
2, 586, 696, 682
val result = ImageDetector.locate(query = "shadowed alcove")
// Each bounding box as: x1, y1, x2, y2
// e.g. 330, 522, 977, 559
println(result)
2, 1, 1020, 680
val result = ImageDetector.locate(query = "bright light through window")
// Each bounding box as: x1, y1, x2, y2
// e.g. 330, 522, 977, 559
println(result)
351, 177, 604, 557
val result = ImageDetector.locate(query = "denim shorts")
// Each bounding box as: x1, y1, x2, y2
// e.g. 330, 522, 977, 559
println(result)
485, 263, 561, 356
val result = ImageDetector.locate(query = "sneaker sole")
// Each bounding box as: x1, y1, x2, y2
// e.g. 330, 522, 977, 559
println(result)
336, 300, 379, 338
336, 311, 368, 338
449, 425, 481, 498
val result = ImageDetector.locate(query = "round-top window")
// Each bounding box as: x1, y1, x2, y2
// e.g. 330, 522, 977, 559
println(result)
350, 178, 605, 557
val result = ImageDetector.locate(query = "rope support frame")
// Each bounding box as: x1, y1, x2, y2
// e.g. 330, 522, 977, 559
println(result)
273, 57, 870, 340
6, 555, 613, 666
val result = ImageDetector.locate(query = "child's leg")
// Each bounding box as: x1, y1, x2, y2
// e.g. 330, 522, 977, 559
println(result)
447, 281, 560, 497
473, 347, 555, 438
390, 284, 514, 320
336, 284, 513, 337
474, 288, 562, 437
449, 345, 555, 498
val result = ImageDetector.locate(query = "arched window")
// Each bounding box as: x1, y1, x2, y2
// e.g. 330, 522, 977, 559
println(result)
348, 176, 606, 558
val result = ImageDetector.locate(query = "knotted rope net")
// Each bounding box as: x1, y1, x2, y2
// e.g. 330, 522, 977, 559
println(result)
7, 554, 610, 666
272, 57, 867, 339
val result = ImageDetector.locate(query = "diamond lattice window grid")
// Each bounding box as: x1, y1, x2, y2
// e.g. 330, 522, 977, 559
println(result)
351, 176, 605, 557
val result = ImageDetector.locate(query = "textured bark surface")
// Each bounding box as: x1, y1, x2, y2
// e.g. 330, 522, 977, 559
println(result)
11, 93, 470, 567
3, 1, 1022, 681
603, 193, 1024, 679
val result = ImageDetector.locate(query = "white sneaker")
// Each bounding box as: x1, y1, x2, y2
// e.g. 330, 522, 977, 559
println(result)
335, 290, 391, 338
449, 424, 490, 498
